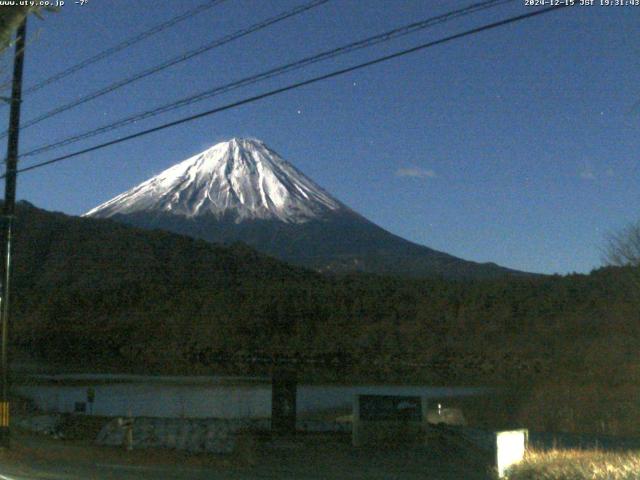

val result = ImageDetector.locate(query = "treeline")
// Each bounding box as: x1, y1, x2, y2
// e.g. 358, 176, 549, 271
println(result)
8, 202, 640, 434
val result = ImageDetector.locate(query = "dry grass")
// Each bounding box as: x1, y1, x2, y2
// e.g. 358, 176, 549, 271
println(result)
506, 449, 640, 480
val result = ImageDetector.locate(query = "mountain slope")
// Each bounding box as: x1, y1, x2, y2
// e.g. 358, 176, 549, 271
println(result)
86, 138, 525, 279
86, 138, 344, 223
11, 201, 326, 369
9, 203, 640, 436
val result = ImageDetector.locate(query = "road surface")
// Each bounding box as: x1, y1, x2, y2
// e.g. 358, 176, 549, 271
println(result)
0, 431, 494, 479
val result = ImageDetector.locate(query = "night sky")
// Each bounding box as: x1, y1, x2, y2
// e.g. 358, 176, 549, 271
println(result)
2, 0, 639, 275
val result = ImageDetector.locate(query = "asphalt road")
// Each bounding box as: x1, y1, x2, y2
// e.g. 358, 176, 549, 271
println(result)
0, 431, 495, 479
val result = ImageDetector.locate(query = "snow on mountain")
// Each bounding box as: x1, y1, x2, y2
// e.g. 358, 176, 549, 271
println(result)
84, 138, 526, 279
85, 138, 344, 224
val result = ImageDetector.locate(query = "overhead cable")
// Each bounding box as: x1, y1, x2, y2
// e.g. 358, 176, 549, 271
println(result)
1, 0, 330, 138
21, 0, 514, 160
7, 4, 569, 178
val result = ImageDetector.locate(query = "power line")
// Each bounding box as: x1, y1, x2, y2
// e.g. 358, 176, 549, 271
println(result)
0, 0, 330, 138
16, 0, 229, 99
21, 0, 514, 160
6, 4, 569, 179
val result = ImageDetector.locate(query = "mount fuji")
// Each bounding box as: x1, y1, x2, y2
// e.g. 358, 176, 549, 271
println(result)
86, 138, 522, 278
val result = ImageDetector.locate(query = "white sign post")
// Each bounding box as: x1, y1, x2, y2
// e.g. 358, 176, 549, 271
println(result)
495, 429, 528, 478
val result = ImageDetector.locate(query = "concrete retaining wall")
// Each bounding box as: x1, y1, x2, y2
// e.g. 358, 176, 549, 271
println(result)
96, 417, 350, 454
96, 417, 270, 454
14, 414, 62, 436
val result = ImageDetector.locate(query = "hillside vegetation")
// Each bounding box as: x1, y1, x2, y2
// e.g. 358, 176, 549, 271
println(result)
8, 202, 640, 435
506, 449, 640, 480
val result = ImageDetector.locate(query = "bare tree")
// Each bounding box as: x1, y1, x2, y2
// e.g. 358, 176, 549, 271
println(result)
603, 221, 640, 267
0, 5, 56, 52
0, 7, 30, 54
0, 6, 55, 101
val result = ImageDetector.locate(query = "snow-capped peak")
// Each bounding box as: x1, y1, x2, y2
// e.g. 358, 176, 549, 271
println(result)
84, 138, 344, 223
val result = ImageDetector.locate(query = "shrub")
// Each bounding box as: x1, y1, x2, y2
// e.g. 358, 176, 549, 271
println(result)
506, 449, 640, 480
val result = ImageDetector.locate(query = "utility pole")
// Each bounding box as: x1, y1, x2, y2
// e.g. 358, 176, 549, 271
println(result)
0, 17, 27, 449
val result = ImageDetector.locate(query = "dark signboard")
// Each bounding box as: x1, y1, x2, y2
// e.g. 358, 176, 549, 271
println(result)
359, 395, 422, 422
87, 387, 95, 403
271, 369, 297, 434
